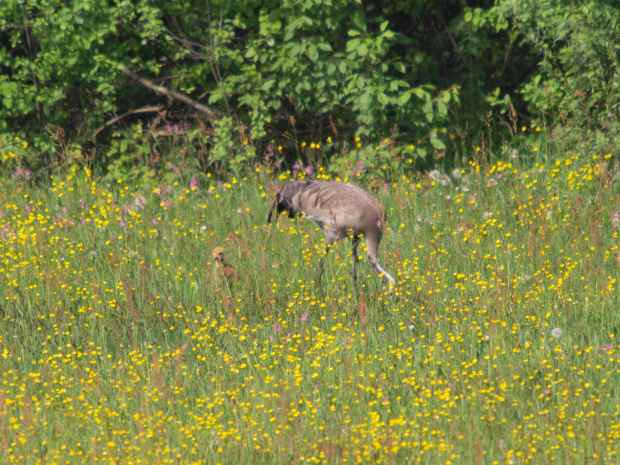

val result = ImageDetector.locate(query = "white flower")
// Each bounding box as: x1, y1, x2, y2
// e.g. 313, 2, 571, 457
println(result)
439, 175, 451, 186
451, 168, 462, 180
134, 195, 147, 209
551, 327, 562, 338
428, 170, 441, 182
483, 211, 492, 221
199, 225, 208, 233
408, 325, 415, 331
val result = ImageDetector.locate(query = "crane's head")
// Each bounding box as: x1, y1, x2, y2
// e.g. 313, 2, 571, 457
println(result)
267, 180, 313, 225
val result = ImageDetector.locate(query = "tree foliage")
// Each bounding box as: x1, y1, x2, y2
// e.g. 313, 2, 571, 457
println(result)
0, 0, 618, 176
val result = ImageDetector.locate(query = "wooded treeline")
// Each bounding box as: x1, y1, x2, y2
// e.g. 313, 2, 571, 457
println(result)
1, 0, 619, 177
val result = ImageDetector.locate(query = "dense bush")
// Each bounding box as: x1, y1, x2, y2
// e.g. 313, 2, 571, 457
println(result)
503, 0, 620, 154
0, 0, 618, 178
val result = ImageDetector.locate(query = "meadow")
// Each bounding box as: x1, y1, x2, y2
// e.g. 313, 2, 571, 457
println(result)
1, 148, 620, 464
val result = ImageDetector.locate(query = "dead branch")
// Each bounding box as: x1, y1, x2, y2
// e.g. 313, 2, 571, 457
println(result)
120, 67, 218, 123
91, 105, 164, 139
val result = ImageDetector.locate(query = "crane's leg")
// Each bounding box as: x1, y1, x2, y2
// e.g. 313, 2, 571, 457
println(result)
351, 235, 361, 293
317, 231, 337, 284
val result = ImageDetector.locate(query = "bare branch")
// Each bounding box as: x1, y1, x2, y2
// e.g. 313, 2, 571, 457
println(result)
120, 67, 219, 122
91, 105, 164, 139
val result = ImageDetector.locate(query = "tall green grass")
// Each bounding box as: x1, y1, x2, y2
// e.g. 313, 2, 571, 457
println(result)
1, 154, 619, 464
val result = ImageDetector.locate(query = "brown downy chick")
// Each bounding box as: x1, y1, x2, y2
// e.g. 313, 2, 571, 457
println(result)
212, 247, 238, 285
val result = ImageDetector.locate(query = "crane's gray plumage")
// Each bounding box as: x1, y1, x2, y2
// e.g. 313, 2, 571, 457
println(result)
268, 180, 394, 291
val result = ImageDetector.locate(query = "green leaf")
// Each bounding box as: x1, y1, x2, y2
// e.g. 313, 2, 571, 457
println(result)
261, 79, 275, 91
308, 45, 319, 62
430, 137, 445, 150
436, 100, 447, 116
397, 92, 411, 105
350, 11, 366, 30
346, 38, 361, 52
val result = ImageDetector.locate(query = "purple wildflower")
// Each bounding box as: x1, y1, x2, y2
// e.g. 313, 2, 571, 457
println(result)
300, 314, 308, 322
80, 217, 87, 226
25, 204, 32, 213
109, 231, 116, 240
152, 218, 158, 225
377, 219, 383, 230
123, 205, 133, 213
293, 161, 301, 171
275, 161, 281, 170
305, 166, 313, 176
268, 335, 275, 343
161, 198, 170, 208
157, 187, 172, 196
274, 324, 281, 333
599, 344, 613, 351
383, 182, 389, 190
79, 199, 85, 209
190, 176, 199, 190
167, 123, 180, 133
169, 164, 180, 177
61, 206, 68, 213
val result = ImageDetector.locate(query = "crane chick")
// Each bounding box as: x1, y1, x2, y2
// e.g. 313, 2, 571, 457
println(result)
212, 247, 238, 286
268, 180, 394, 291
